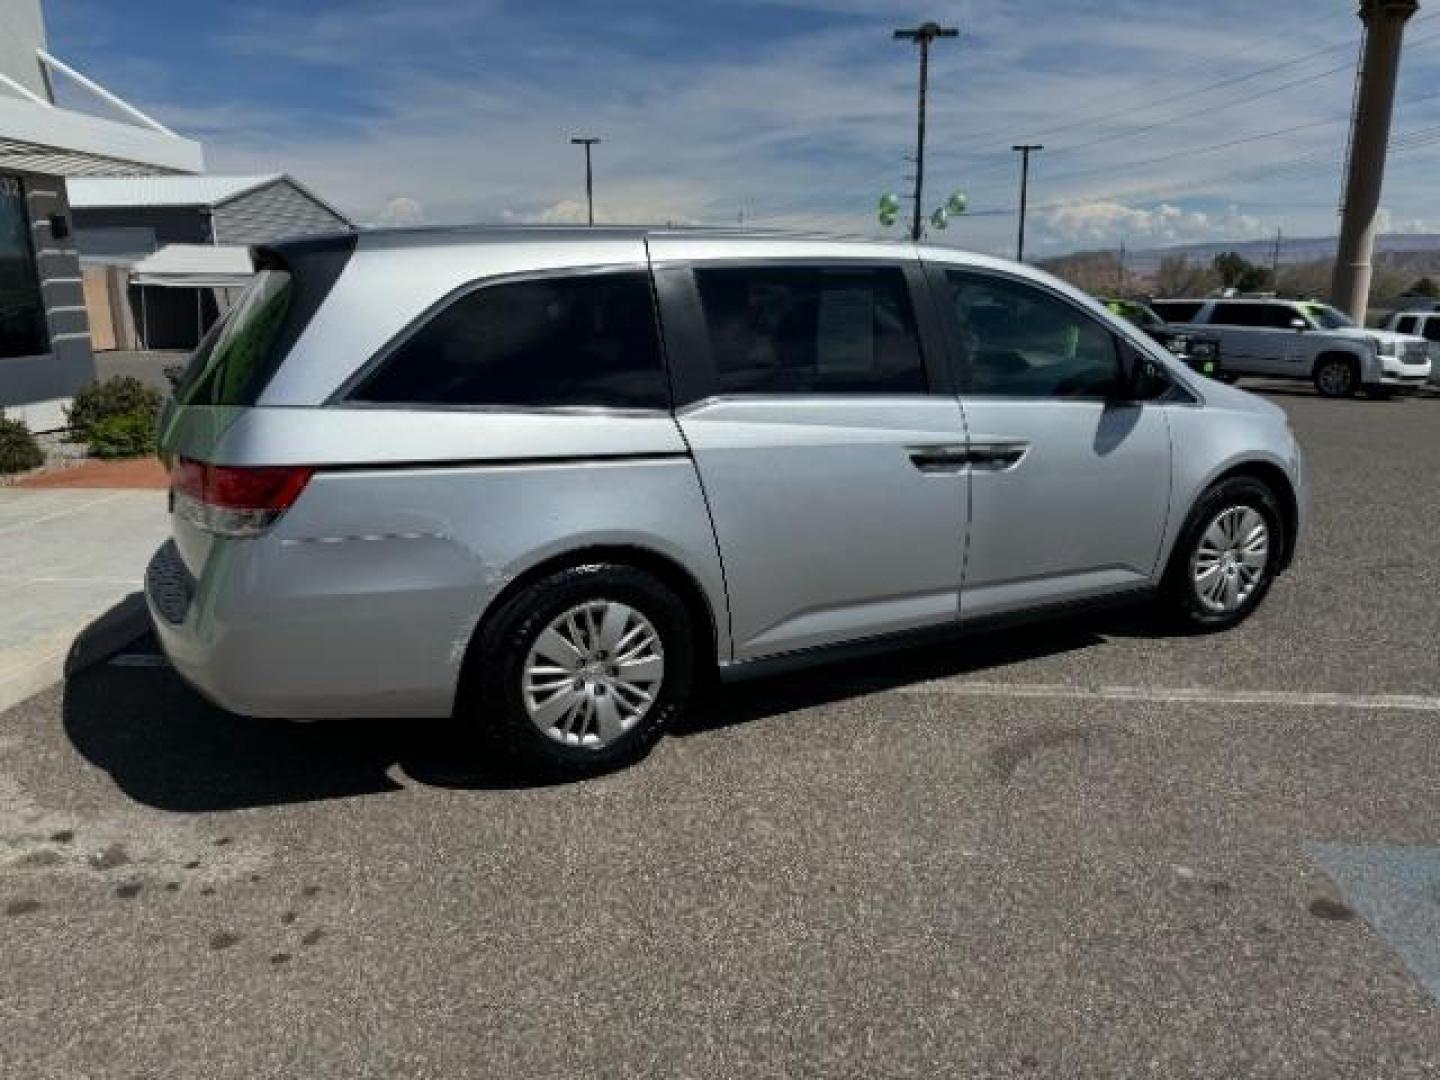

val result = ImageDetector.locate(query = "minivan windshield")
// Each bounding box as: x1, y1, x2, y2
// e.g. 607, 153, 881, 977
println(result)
1300, 302, 1355, 330
173, 269, 293, 407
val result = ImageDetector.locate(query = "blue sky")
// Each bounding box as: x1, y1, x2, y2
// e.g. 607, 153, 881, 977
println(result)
37, 0, 1440, 256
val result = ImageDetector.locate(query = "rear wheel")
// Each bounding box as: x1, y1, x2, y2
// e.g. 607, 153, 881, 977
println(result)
462, 564, 695, 778
1313, 356, 1358, 398
1160, 477, 1284, 632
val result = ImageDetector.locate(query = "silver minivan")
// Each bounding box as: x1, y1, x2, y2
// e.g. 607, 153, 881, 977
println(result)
148, 227, 1303, 776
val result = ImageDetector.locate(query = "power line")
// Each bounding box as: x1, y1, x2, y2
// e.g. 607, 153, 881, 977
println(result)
952, 21, 1440, 182
943, 8, 1374, 151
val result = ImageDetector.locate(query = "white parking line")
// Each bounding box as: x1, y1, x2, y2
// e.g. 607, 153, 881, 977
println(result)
894, 680, 1440, 713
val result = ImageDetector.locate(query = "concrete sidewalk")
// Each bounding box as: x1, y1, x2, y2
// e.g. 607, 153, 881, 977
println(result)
0, 488, 167, 711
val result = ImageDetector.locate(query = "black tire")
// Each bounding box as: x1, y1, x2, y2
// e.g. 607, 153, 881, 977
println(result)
1312, 355, 1358, 398
460, 564, 695, 779
1159, 477, 1285, 632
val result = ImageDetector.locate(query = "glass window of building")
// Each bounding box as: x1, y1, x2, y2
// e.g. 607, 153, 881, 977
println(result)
0, 176, 50, 360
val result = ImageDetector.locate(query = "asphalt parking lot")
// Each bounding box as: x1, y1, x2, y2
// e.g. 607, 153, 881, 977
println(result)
3, 385, 1439, 1078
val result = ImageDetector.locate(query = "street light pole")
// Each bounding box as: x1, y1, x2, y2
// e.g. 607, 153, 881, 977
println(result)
569, 136, 601, 225
1011, 143, 1043, 262
894, 22, 958, 242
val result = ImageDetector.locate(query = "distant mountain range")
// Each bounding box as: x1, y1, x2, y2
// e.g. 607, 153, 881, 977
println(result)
1107, 233, 1440, 276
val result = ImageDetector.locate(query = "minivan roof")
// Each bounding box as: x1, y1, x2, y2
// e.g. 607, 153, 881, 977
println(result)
268, 223, 933, 256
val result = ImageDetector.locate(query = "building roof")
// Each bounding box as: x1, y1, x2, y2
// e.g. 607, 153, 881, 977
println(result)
67, 174, 284, 209
129, 243, 253, 287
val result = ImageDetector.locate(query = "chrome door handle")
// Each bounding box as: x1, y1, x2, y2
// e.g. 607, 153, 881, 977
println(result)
907, 444, 969, 473
968, 440, 1029, 471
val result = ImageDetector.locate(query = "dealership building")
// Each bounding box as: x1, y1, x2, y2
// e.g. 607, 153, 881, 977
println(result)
0, 0, 201, 429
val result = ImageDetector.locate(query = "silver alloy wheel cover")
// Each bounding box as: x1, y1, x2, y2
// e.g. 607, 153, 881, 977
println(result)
1190, 505, 1270, 613
1318, 361, 1351, 396
522, 600, 665, 749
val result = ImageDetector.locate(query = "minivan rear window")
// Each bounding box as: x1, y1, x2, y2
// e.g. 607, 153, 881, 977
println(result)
174, 269, 291, 407
171, 235, 355, 408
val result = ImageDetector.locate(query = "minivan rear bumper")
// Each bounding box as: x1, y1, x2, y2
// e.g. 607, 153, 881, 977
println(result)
144, 537, 463, 719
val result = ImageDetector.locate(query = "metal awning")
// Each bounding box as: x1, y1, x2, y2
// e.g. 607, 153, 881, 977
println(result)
129, 244, 253, 288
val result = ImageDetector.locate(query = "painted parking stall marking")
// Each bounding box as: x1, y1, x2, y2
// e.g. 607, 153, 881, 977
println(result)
893, 679, 1440, 714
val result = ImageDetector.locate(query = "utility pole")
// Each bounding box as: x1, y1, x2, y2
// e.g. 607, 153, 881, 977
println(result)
1012, 143, 1043, 261
1331, 0, 1419, 321
894, 22, 958, 242
1271, 227, 1283, 287
569, 136, 601, 225
1117, 240, 1127, 295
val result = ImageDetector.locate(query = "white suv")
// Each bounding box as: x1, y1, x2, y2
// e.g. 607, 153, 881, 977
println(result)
1152, 297, 1431, 398
1383, 310, 1440, 386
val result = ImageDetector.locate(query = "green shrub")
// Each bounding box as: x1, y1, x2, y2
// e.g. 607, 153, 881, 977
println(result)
67, 376, 162, 441
86, 410, 157, 459
0, 414, 44, 474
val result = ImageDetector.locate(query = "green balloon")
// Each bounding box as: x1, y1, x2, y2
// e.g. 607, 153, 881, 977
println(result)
930, 207, 949, 230
878, 192, 901, 214
946, 190, 968, 215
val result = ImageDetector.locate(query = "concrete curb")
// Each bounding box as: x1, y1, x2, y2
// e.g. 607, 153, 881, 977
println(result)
0, 593, 152, 714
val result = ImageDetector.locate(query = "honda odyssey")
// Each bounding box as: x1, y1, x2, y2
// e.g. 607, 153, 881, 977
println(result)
148, 227, 1304, 776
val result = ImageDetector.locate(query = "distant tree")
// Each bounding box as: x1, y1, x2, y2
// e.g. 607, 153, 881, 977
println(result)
1212, 251, 1271, 292
1408, 275, 1440, 298
1038, 250, 1123, 296
1154, 255, 1219, 298
1275, 258, 1331, 299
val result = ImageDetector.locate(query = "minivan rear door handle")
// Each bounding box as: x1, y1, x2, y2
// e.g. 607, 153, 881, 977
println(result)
907, 444, 969, 473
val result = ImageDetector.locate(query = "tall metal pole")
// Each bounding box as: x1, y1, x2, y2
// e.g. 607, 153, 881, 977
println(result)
570, 136, 601, 226
1331, 0, 1419, 321
1012, 143, 1043, 261
894, 23, 958, 242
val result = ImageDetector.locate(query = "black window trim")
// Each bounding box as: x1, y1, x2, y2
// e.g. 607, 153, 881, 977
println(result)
328, 262, 675, 414
651, 255, 952, 407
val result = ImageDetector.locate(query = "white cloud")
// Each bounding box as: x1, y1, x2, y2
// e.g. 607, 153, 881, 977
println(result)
371, 196, 427, 227
1042, 201, 1267, 247
1376, 207, 1433, 235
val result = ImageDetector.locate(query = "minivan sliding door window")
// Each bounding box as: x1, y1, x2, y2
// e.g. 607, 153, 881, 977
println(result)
692, 264, 926, 396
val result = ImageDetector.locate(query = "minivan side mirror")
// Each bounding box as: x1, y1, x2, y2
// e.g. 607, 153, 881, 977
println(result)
1289, 317, 1308, 330
1112, 341, 1159, 402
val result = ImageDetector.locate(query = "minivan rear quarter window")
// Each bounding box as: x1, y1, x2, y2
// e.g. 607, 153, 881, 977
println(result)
693, 264, 926, 395
350, 271, 668, 410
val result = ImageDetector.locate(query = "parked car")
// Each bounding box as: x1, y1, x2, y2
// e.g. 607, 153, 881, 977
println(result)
1101, 297, 1224, 379
148, 228, 1304, 777
1382, 309, 1440, 386
1152, 297, 1430, 398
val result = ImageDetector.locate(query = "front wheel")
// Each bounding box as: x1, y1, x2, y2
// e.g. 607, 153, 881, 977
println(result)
461, 564, 695, 778
1160, 477, 1284, 632
1313, 356, 1358, 398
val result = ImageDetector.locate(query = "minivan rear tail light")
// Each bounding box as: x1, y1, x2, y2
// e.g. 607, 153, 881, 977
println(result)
170, 457, 314, 537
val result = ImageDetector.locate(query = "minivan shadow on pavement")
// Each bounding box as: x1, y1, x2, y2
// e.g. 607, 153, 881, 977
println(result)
63, 603, 1149, 812
677, 612, 1122, 736
61, 653, 545, 813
